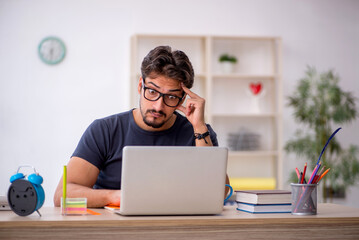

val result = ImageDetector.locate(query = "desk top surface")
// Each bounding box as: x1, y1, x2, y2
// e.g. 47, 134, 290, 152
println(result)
1, 203, 359, 227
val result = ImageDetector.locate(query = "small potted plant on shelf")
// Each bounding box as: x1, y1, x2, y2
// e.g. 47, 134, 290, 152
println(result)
285, 66, 359, 203
219, 53, 237, 73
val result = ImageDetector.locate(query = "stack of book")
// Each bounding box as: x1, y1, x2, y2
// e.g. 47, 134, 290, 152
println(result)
235, 190, 292, 214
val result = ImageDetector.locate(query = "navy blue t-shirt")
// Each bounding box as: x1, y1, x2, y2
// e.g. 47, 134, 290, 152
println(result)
72, 109, 218, 190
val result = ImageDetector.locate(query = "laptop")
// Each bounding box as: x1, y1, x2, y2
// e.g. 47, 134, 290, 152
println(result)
119, 146, 228, 215
0, 196, 11, 210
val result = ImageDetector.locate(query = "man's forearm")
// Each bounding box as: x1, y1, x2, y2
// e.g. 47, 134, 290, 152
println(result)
54, 183, 121, 208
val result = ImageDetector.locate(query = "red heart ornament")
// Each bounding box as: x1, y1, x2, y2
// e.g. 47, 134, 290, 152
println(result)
249, 83, 262, 95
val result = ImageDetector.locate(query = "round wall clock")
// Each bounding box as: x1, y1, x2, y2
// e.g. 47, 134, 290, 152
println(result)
38, 36, 66, 65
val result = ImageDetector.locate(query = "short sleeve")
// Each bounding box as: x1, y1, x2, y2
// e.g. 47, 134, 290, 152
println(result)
207, 124, 218, 146
72, 119, 110, 169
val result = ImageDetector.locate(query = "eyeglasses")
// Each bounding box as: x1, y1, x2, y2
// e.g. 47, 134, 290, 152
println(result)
142, 80, 184, 107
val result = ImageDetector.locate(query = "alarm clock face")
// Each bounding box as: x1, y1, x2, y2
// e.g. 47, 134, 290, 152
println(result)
8, 179, 38, 216
38, 36, 66, 65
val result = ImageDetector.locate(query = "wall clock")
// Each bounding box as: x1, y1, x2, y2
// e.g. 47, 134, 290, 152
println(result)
38, 36, 66, 65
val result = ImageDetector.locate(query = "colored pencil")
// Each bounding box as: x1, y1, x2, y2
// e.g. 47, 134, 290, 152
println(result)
295, 167, 301, 179
317, 166, 325, 177
63, 165, 67, 211
312, 175, 319, 184
301, 163, 307, 184
292, 128, 339, 213
317, 168, 331, 183
308, 162, 321, 184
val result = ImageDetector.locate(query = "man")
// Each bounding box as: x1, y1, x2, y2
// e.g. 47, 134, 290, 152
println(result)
54, 46, 229, 207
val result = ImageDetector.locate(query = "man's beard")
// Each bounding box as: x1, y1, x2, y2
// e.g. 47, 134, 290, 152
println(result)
141, 109, 168, 129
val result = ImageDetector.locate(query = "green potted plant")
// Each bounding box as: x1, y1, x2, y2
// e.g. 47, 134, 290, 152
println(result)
285, 66, 359, 202
218, 53, 237, 73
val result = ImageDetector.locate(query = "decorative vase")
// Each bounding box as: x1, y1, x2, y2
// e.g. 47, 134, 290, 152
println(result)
220, 62, 235, 74
247, 82, 265, 114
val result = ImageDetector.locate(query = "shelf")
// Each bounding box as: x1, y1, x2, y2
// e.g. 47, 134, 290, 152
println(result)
130, 34, 282, 188
195, 73, 206, 78
134, 72, 207, 79
212, 113, 277, 118
212, 36, 278, 41
229, 150, 278, 158
212, 74, 276, 80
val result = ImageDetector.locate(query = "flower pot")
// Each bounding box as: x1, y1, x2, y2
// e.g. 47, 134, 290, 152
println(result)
220, 62, 235, 74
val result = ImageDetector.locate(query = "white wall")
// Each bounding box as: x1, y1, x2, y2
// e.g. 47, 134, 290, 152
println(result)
1, 0, 358, 207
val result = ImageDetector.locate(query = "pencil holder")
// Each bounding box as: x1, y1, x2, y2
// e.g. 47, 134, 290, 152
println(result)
61, 197, 87, 215
291, 183, 317, 215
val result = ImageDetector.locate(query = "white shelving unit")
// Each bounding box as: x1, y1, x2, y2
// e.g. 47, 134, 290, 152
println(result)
130, 34, 283, 189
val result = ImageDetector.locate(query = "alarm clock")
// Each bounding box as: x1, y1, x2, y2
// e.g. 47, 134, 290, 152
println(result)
8, 165, 45, 216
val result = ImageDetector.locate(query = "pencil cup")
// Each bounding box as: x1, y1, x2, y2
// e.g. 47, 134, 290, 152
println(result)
61, 197, 87, 215
291, 183, 318, 215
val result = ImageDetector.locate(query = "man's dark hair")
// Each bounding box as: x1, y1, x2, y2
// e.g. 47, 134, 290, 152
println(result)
141, 46, 194, 88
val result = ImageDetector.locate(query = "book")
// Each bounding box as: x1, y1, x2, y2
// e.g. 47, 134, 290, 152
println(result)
236, 202, 291, 214
236, 190, 291, 204
104, 204, 120, 212
229, 177, 276, 191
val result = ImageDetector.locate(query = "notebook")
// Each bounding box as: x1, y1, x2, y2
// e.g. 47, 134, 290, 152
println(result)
118, 146, 228, 215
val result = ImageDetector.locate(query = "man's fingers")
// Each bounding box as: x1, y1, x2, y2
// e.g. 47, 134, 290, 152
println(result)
176, 105, 186, 113
176, 102, 195, 116
181, 83, 200, 99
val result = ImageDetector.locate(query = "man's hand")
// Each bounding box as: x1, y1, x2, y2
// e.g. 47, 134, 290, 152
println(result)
176, 83, 206, 131
176, 83, 212, 146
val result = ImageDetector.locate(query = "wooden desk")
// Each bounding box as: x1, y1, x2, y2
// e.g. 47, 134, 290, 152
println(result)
1, 203, 359, 239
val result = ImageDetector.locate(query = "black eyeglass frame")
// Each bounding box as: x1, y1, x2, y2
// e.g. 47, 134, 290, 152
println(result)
141, 79, 185, 107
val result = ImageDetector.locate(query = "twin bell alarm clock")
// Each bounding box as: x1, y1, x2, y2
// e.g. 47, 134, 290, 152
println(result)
7, 165, 45, 216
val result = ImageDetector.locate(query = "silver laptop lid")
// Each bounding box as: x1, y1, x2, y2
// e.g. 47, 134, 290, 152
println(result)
120, 146, 228, 215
